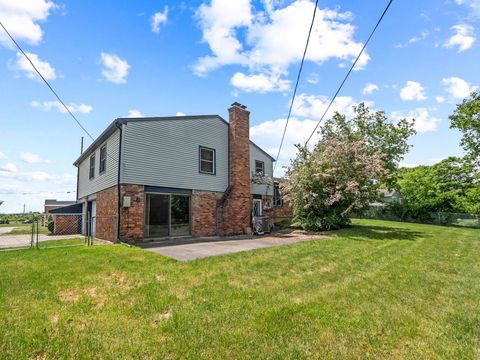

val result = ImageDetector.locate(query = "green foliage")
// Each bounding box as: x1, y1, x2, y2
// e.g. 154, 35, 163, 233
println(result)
321, 102, 416, 183
449, 92, 480, 165
284, 104, 414, 230
47, 218, 54, 233
394, 157, 479, 215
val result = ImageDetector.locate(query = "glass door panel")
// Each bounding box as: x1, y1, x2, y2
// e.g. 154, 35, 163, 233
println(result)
146, 194, 169, 237
170, 195, 190, 236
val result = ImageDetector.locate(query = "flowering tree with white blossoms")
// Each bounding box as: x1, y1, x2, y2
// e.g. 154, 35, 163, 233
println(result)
283, 104, 415, 230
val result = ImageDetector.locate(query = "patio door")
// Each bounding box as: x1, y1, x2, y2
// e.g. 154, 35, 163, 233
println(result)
145, 193, 190, 238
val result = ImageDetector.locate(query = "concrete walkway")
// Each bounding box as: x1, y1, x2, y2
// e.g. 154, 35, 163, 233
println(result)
137, 231, 327, 261
0, 232, 83, 249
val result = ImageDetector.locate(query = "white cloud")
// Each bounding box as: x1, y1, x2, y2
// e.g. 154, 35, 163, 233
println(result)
100, 52, 130, 84
442, 76, 478, 99
435, 96, 445, 103
443, 24, 475, 52
20, 152, 49, 164
395, 30, 429, 48
391, 108, 439, 133
0, 151, 6, 160
0, 162, 18, 173
13, 51, 56, 80
230, 71, 290, 92
306, 73, 318, 84
31, 100, 92, 114
0, 0, 56, 47
292, 93, 373, 120
194, 0, 369, 92
455, 0, 480, 18
124, 109, 144, 118
400, 81, 427, 101
151, 6, 169, 33
363, 83, 379, 95
175, 112, 186, 116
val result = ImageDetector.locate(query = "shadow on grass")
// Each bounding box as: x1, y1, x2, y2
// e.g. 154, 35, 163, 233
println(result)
336, 225, 423, 241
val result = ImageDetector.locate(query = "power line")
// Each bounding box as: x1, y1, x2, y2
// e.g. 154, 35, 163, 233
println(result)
303, 0, 394, 146
273, 0, 319, 174
0, 21, 95, 142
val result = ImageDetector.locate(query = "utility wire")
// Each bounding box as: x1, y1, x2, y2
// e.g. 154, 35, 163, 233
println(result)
304, 0, 394, 146
273, 0, 319, 174
0, 21, 95, 142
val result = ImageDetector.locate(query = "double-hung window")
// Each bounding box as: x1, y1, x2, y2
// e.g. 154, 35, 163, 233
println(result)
255, 160, 265, 176
99, 145, 107, 174
89, 155, 95, 180
199, 146, 215, 175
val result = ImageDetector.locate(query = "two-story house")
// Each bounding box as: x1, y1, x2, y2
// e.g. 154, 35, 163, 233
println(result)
74, 102, 282, 242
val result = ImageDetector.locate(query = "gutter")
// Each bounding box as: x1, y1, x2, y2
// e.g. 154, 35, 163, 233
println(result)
114, 121, 123, 242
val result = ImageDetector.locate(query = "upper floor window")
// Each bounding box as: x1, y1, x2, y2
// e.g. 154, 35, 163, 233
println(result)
89, 155, 95, 180
99, 145, 107, 174
255, 160, 265, 175
199, 146, 215, 175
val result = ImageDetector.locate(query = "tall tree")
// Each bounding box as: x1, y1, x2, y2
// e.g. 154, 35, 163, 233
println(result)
449, 92, 480, 165
283, 104, 415, 230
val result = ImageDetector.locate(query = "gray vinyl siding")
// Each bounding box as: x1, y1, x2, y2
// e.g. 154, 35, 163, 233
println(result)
250, 144, 274, 196
77, 130, 120, 199
121, 118, 228, 192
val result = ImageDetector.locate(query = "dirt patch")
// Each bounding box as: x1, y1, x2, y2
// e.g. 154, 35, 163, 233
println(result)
58, 289, 82, 302
153, 310, 172, 325
156, 273, 166, 282
30, 351, 46, 360
49, 313, 60, 324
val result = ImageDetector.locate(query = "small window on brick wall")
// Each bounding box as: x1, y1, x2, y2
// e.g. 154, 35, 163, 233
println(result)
199, 146, 215, 175
89, 155, 95, 180
273, 183, 283, 207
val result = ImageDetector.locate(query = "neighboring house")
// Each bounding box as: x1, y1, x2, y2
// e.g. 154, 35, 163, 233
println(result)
370, 189, 402, 207
44, 199, 77, 214
73, 102, 290, 242
49, 203, 83, 235
44, 199, 77, 225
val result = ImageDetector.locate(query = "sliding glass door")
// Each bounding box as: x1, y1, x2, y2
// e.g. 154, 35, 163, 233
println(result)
145, 193, 190, 238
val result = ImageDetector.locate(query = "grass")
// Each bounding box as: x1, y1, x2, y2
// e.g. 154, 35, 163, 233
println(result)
0, 225, 49, 236
0, 219, 479, 359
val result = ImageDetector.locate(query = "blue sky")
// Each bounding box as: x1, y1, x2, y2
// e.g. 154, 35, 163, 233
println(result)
0, 0, 479, 213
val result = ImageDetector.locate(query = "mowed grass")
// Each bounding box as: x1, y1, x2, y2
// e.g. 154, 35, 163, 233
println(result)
0, 225, 49, 236
0, 220, 479, 359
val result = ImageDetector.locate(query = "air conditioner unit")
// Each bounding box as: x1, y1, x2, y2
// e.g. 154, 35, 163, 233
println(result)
252, 216, 273, 235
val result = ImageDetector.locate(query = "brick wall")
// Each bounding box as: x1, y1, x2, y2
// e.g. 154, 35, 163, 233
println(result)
95, 185, 118, 241
222, 103, 252, 236
53, 215, 82, 235
119, 184, 145, 242
191, 190, 223, 236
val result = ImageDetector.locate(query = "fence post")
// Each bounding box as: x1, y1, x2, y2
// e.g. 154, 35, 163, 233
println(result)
36, 216, 39, 249
30, 213, 34, 248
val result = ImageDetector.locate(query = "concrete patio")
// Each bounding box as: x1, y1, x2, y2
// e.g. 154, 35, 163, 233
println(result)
136, 231, 327, 261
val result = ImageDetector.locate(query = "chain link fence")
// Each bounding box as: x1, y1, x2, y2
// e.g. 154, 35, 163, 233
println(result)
353, 209, 480, 229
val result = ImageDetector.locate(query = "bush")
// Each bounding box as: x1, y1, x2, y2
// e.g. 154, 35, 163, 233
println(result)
47, 219, 54, 233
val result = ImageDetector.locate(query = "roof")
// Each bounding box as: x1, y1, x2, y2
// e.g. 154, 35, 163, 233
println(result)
49, 203, 82, 214
44, 199, 77, 207
73, 115, 275, 165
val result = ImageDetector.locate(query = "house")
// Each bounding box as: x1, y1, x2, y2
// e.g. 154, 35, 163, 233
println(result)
48, 203, 83, 235
43, 199, 77, 225
73, 102, 290, 242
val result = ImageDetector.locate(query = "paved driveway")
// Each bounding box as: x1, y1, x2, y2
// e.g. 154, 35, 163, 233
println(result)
137, 231, 327, 261
0, 232, 83, 249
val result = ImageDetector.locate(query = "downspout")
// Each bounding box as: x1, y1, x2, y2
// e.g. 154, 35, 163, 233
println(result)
115, 121, 123, 242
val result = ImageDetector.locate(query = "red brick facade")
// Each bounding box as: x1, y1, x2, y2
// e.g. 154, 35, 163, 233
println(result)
53, 215, 82, 235
119, 184, 145, 242
221, 103, 252, 236
191, 190, 223, 236
95, 185, 118, 241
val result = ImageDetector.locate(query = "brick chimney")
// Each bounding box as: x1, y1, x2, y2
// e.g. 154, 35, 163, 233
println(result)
222, 102, 251, 235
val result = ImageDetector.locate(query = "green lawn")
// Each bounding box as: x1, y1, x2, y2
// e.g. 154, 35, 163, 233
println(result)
0, 219, 479, 359
0, 225, 49, 236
